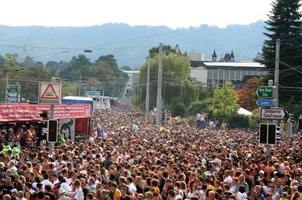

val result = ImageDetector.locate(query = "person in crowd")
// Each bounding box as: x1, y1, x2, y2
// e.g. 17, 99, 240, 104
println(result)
1, 103, 302, 200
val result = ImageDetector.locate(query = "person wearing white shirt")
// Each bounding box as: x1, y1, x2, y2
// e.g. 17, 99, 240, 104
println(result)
223, 170, 233, 185
41, 174, 53, 189
72, 179, 84, 200
51, 174, 59, 189
127, 176, 137, 195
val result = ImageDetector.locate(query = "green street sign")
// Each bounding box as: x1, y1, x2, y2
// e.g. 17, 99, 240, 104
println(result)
9, 85, 18, 93
256, 86, 275, 98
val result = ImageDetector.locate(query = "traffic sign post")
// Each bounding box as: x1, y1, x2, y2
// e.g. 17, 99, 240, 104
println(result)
39, 82, 61, 104
6, 84, 21, 103
256, 86, 276, 98
260, 107, 287, 120
256, 99, 276, 107
85, 90, 101, 97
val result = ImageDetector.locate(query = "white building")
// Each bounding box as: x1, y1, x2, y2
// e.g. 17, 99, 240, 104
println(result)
190, 61, 269, 87
123, 70, 140, 99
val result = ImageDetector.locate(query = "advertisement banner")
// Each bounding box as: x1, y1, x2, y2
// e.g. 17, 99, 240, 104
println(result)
0, 104, 92, 122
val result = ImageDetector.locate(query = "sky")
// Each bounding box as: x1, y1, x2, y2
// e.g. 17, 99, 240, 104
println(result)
0, 0, 274, 29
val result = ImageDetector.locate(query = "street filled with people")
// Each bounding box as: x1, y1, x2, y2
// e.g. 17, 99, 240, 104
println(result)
0, 102, 302, 200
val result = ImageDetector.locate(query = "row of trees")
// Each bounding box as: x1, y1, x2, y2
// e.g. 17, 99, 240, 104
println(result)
0, 53, 128, 102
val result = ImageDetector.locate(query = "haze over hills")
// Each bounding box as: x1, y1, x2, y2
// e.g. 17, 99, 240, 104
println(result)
0, 21, 266, 68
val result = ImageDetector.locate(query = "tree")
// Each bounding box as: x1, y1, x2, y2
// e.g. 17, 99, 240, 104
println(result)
258, 0, 302, 106
0, 53, 21, 102
236, 77, 264, 111
149, 45, 180, 58
96, 54, 118, 70
19, 62, 56, 102
134, 46, 199, 116
208, 82, 239, 123
121, 65, 132, 71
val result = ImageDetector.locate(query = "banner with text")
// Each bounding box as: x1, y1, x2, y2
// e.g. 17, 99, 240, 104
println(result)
0, 104, 92, 122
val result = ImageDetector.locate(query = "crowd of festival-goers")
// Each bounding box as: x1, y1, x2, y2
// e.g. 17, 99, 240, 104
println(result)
0, 102, 302, 200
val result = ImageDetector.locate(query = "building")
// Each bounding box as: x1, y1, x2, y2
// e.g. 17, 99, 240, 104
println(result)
123, 70, 140, 99
189, 50, 269, 87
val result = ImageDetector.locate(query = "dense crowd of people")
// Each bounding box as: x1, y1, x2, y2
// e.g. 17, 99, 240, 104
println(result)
0, 102, 302, 200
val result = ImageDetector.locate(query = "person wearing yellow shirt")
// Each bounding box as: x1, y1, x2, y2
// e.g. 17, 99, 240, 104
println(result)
204, 178, 215, 195
111, 182, 122, 200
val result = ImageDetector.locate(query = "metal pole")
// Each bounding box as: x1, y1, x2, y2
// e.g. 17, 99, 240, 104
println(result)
5, 66, 9, 102
156, 43, 163, 125
49, 77, 56, 156
145, 56, 150, 117
16, 82, 20, 103
265, 80, 274, 157
78, 74, 81, 96
274, 39, 280, 107
286, 115, 292, 149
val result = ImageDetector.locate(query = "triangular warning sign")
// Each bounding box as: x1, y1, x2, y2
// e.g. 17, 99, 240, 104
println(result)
40, 83, 59, 99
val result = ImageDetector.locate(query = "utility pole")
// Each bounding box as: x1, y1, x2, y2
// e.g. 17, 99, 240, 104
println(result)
145, 55, 150, 117
274, 39, 280, 107
78, 74, 82, 96
156, 43, 163, 125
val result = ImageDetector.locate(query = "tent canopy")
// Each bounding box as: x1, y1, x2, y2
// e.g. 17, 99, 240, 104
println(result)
237, 107, 252, 116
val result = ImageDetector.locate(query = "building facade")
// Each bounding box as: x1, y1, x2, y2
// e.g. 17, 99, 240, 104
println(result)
189, 50, 269, 87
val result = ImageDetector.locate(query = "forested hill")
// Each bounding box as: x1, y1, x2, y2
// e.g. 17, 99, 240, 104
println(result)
0, 21, 266, 68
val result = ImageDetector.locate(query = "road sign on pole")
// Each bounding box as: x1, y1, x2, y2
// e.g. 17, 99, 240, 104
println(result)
256, 99, 275, 107
256, 86, 276, 98
260, 107, 287, 120
85, 90, 101, 97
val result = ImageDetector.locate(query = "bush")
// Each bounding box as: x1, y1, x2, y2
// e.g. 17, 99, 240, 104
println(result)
228, 114, 250, 129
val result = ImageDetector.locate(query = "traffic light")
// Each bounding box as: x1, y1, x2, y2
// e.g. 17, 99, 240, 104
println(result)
47, 120, 58, 143
288, 113, 295, 123
268, 124, 276, 145
161, 111, 165, 122
259, 123, 276, 144
299, 119, 302, 130
40, 110, 49, 120
259, 123, 267, 144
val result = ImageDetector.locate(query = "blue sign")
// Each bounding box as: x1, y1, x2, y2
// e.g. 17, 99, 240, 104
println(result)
256, 99, 273, 107
85, 91, 101, 97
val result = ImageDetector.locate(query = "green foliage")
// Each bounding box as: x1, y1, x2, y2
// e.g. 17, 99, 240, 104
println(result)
258, 0, 302, 104
0, 52, 128, 102
134, 47, 199, 116
149, 45, 181, 58
121, 66, 132, 71
59, 54, 128, 98
208, 82, 239, 123
228, 114, 250, 129
281, 96, 302, 120
173, 103, 186, 117
249, 108, 263, 129
19, 63, 58, 102
185, 100, 210, 117
0, 54, 21, 102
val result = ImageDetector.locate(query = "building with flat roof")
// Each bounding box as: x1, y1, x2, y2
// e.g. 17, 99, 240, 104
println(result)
190, 50, 269, 87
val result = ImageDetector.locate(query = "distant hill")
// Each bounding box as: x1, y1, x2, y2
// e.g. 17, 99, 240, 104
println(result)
0, 22, 266, 68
